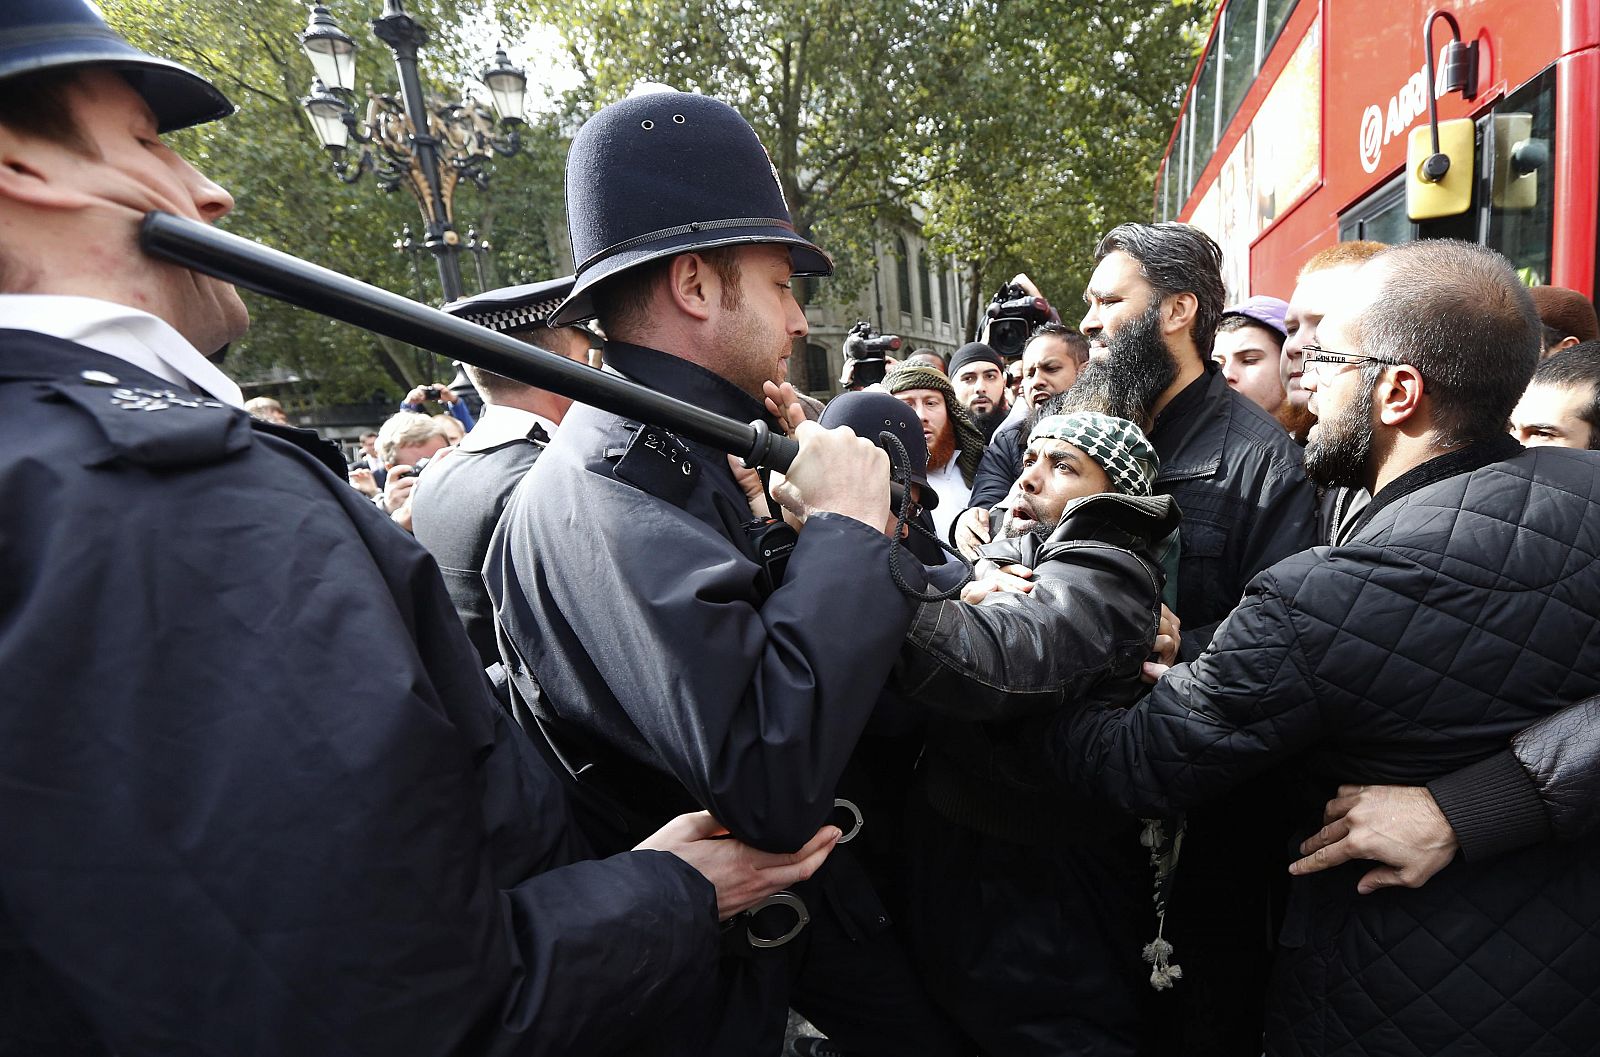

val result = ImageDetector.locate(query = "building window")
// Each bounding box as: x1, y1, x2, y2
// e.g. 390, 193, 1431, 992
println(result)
894, 236, 911, 317
918, 247, 934, 321
804, 342, 830, 392
941, 263, 954, 325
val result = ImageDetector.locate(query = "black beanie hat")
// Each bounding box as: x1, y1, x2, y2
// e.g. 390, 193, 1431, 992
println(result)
947, 341, 1005, 378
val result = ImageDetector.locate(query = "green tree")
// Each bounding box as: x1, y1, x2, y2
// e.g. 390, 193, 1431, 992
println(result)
104, 0, 568, 408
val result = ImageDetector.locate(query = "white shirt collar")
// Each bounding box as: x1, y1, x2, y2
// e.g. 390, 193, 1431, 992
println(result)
0, 294, 244, 406
459, 404, 559, 452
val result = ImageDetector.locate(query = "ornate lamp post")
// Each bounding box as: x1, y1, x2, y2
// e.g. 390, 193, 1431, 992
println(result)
295, 2, 527, 303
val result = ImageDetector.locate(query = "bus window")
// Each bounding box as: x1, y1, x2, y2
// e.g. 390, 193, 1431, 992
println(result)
1220, 0, 1263, 129
1339, 176, 1417, 245
1483, 69, 1555, 286
1195, 48, 1221, 165
1262, 0, 1301, 54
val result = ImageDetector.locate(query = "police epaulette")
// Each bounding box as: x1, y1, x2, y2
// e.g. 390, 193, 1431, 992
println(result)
47, 369, 253, 468
610, 423, 697, 506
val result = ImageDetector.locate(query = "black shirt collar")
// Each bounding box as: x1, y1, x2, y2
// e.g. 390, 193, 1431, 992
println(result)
1149, 363, 1218, 441
1347, 433, 1524, 536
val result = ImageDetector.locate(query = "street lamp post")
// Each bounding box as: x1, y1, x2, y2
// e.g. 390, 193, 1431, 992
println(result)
295, 2, 527, 303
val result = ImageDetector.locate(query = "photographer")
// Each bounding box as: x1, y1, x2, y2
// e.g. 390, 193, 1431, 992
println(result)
839, 320, 903, 390
402, 380, 477, 431
374, 410, 450, 531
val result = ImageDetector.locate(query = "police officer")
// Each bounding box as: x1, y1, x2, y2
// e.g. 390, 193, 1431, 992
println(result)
485, 89, 965, 1056
0, 5, 837, 1053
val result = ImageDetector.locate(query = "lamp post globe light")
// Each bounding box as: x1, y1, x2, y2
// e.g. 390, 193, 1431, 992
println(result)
295, 1, 528, 303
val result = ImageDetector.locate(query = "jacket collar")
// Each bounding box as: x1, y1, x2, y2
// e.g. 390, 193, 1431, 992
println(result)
1149, 365, 1229, 482
978, 491, 1182, 568
602, 340, 775, 429
1347, 433, 1524, 537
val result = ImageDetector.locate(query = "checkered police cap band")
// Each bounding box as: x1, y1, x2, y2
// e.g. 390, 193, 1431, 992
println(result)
454, 295, 568, 334
1029, 412, 1159, 498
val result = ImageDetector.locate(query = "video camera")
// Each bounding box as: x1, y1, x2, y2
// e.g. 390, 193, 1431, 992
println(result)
985, 282, 1057, 359
839, 320, 903, 390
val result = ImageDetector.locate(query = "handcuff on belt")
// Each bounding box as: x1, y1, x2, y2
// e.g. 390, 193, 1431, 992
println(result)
742, 799, 863, 949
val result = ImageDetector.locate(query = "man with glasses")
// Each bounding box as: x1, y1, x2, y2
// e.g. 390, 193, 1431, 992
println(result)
1058, 239, 1600, 1056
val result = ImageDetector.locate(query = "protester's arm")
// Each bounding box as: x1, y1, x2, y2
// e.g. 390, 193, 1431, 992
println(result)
893, 544, 1159, 722
1290, 692, 1600, 892
1055, 570, 1327, 817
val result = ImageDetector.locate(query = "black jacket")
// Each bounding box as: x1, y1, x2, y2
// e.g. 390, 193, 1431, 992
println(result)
483, 341, 939, 1057
1057, 436, 1600, 1056
0, 332, 717, 1057
411, 420, 546, 666
964, 415, 1027, 521
891, 493, 1179, 1055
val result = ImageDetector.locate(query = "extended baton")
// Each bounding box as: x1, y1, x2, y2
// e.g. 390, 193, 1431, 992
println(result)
138, 211, 798, 472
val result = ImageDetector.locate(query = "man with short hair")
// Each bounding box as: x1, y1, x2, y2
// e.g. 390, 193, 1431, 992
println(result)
1060, 238, 1600, 1056
1212, 295, 1289, 415
243, 394, 289, 424
948, 340, 1010, 441
1528, 285, 1599, 356
486, 88, 964, 1057
412, 276, 594, 666
886, 363, 984, 539
904, 346, 947, 373
0, 5, 821, 1053
1280, 241, 1388, 442
953, 323, 1090, 554
1509, 340, 1600, 448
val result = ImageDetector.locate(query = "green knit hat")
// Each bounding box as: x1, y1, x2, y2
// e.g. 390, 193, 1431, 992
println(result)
1028, 411, 1159, 497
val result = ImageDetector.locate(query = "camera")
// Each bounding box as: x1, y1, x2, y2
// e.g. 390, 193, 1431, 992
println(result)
985, 283, 1056, 359
839, 321, 903, 390
422, 384, 445, 400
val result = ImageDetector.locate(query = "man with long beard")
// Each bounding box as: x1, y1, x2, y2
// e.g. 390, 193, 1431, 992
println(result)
886, 364, 986, 540
1071, 222, 1315, 1057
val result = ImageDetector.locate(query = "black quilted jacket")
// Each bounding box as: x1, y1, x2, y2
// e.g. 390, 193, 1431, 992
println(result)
1057, 438, 1600, 1056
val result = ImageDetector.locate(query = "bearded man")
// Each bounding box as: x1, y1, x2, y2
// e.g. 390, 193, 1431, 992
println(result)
1071, 221, 1315, 1057
886, 364, 985, 540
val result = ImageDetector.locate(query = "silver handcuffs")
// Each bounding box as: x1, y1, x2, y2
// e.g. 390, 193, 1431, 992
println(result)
745, 799, 863, 949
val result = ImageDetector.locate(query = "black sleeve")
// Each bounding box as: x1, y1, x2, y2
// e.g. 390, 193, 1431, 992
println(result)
893, 544, 1159, 721
1428, 692, 1600, 860
963, 425, 1024, 517
0, 443, 716, 1057
1055, 571, 1327, 817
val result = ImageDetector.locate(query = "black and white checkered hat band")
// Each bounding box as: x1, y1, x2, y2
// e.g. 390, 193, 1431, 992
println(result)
456, 296, 567, 334
1029, 412, 1159, 497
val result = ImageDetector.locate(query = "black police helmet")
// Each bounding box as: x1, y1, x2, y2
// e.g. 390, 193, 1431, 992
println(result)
0, 0, 232, 133
444, 275, 577, 335
818, 391, 937, 511
552, 87, 832, 327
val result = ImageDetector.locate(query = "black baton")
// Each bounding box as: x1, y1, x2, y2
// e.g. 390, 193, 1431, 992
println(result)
138, 211, 798, 472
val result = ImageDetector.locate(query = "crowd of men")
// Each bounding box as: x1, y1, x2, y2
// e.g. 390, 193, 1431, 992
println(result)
4, 4, 1600, 1057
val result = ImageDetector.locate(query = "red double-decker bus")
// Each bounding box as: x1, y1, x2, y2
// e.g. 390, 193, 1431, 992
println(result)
1155, 0, 1600, 301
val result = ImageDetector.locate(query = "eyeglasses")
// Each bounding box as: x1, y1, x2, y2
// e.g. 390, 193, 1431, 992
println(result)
1300, 344, 1404, 376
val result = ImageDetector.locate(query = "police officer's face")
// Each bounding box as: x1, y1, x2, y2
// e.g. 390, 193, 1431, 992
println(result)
14, 71, 249, 354
710, 244, 808, 398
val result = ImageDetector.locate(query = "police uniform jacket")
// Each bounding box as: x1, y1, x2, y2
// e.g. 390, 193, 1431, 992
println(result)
0, 331, 718, 1057
485, 341, 926, 857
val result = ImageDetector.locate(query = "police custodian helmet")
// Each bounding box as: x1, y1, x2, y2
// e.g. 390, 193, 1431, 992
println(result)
0, 0, 232, 133
551, 87, 833, 327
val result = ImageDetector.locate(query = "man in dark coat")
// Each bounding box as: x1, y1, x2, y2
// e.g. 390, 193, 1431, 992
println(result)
894, 411, 1181, 1056
1069, 222, 1319, 1055
412, 278, 593, 667
484, 90, 963, 1057
1059, 239, 1600, 1056
0, 10, 834, 1053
